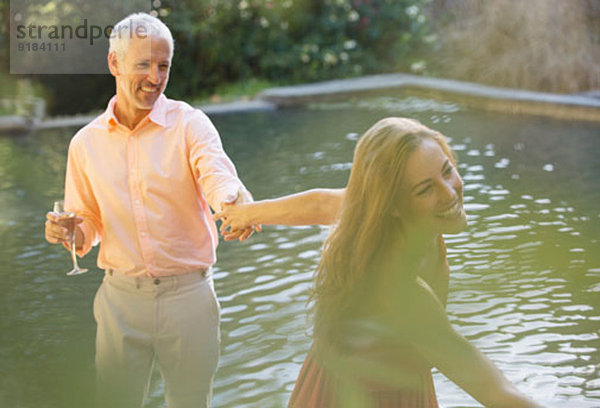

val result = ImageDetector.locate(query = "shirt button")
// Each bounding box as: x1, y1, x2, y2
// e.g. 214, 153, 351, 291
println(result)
141, 232, 147, 237
135, 199, 140, 205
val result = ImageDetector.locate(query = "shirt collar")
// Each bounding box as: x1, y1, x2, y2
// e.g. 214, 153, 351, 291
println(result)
105, 94, 169, 129
148, 94, 168, 127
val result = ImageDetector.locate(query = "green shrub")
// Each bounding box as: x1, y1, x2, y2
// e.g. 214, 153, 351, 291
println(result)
162, 0, 433, 100
6, 0, 433, 114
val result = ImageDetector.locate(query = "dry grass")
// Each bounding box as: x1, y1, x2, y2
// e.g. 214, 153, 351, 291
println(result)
436, 0, 600, 93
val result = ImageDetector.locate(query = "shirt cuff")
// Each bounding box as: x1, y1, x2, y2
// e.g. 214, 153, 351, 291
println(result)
210, 182, 245, 212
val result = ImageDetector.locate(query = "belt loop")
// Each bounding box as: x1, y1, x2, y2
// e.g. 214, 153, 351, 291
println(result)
135, 277, 140, 290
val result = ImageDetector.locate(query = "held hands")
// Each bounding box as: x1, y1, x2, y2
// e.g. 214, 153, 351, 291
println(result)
44, 211, 84, 247
214, 189, 261, 241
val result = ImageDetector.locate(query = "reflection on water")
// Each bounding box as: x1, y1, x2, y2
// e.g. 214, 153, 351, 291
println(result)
1, 102, 598, 408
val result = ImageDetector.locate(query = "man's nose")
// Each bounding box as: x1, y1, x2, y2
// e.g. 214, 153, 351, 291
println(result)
147, 65, 160, 84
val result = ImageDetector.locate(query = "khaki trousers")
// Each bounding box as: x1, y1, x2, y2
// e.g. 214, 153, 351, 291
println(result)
93, 269, 221, 408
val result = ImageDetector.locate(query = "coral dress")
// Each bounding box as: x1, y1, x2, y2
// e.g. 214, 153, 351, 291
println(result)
289, 240, 449, 408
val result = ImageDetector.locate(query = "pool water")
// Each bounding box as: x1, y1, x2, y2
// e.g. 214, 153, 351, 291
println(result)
1, 99, 598, 407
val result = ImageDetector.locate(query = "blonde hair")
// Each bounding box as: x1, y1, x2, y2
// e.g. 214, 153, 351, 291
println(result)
313, 117, 456, 344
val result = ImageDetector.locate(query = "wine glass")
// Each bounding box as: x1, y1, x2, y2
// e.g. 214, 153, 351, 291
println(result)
53, 200, 88, 276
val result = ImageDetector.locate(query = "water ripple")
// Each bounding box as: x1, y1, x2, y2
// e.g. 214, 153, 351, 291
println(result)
4, 108, 599, 408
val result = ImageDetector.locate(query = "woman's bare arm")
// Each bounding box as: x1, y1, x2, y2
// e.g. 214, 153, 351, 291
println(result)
213, 188, 344, 240
395, 280, 542, 408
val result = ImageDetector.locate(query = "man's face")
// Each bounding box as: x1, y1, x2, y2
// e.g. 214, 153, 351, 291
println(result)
114, 35, 171, 112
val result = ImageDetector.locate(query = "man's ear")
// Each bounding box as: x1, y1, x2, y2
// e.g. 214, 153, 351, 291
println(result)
108, 52, 120, 76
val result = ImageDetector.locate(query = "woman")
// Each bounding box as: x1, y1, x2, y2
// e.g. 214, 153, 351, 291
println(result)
214, 117, 540, 408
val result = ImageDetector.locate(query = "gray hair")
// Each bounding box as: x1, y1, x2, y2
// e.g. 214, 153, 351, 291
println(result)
109, 13, 174, 62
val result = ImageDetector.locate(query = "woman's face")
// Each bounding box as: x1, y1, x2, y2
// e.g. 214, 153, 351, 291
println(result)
397, 138, 467, 237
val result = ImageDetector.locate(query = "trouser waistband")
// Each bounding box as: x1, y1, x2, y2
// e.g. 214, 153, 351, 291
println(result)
104, 268, 210, 291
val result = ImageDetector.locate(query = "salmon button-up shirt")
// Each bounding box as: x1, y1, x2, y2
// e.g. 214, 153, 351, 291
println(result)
64, 94, 245, 277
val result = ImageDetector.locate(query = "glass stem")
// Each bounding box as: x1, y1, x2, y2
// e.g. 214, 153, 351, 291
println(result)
70, 236, 80, 269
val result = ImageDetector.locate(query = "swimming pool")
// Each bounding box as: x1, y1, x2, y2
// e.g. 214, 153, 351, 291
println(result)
1, 98, 598, 407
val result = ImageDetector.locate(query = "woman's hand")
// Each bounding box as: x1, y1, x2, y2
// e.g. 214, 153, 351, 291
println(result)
213, 202, 261, 241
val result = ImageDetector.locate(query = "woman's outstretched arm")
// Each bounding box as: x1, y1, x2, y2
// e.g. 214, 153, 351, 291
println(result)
213, 188, 344, 240
401, 280, 542, 408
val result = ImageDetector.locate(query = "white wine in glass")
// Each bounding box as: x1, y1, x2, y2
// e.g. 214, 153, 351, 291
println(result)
53, 200, 88, 276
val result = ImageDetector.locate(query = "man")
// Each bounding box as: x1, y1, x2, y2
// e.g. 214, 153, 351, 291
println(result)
44, 12, 255, 408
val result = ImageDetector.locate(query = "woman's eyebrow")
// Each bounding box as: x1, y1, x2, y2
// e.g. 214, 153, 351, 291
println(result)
410, 159, 450, 192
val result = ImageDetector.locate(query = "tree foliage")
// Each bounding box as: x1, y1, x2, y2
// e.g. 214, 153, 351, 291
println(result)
2, 0, 433, 115
163, 0, 432, 99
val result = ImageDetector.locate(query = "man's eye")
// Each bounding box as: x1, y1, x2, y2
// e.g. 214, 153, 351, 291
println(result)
444, 166, 453, 176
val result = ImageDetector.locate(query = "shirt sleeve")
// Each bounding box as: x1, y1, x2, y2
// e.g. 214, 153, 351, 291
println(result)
63, 136, 103, 257
186, 111, 246, 212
